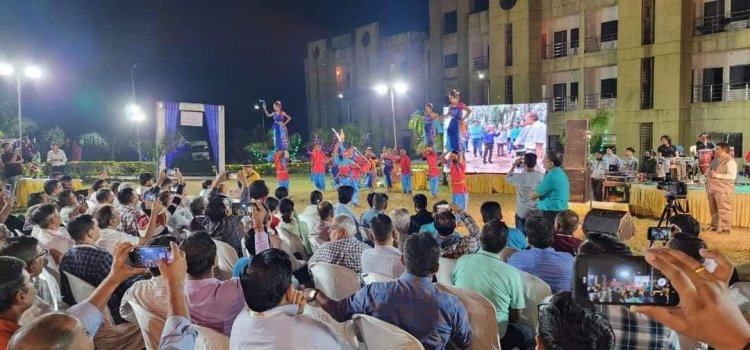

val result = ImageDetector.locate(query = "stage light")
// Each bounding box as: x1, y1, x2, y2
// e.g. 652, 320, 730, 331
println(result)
24, 66, 42, 79
0, 63, 13, 76
126, 104, 141, 114
478, 72, 485, 80
373, 83, 388, 95
254, 104, 260, 110
337, 93, 344, 99
393, 82, 408, 94
127, 104, 145, 121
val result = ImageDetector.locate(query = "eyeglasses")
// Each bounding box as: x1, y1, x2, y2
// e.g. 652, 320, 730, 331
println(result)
537, 302, 549, 317
31, 248, 48, 261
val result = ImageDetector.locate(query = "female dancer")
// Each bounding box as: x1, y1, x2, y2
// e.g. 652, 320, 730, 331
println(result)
380, 148, 394, 190
262, 100, 292, 151
443, 89, 472, 153
423, 103, 438, 147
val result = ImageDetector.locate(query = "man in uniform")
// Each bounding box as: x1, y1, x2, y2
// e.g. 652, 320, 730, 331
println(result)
705, 143, 737, 234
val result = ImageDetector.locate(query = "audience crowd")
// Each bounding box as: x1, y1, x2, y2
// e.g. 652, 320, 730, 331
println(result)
0, 167, 748, 350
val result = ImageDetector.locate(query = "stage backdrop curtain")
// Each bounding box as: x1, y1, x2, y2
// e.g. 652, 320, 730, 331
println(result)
204, 104, 220, 171
164, 102, 180, 168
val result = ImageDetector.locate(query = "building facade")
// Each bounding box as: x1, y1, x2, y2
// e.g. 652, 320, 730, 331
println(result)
428, 0, 750, 158
304, 23, 429, 149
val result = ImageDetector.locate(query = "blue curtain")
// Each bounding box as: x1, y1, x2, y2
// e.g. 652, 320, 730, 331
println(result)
164, 102, 180, 168
204, 104, 220, 171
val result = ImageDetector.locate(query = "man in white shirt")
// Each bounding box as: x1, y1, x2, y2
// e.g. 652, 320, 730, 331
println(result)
94, 204, 159, 254
603, 147, 622, 171
46, 142, 67, 173
29, 204, 73, 265
590, 151, 608, 201
514, 112, 547, 162
361, 214, 404, 279
230, 248, 348, 349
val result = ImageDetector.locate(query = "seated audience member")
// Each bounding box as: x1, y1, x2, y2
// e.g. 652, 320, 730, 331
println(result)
390, 208, 412, 250
452, 219, 533, 349
59, 176, 74, 191
552, 210, 583, 255
137, 173, 155, 195
667, 232, 707, 264
361, 214, 404, 278
246, 179, 270, 203
87, 188, 115, 215
669, 214, 701, 237
94, 203, 159, 254
408, 194, 433, 234
181, 232, 244, 336
578, 232, 674, 348
119, 235, 178, 322
59, 215, 141, 324
188, 196, 208, 232
115, 188, 140, 237
480, 201, 527, 250
0, 192, 23, 234
0, 224, 10, 243
360, 193, 387, 229
109, 182, 121, 201
299, 190, 323, 231
230, 248, 348, 348
0, 257, 36, 348
433, 206, 482, 259
199, 179, 212, 198
278, 198, 313, 257
311, 201, 334, 243
0, 236, 57, 321
8, 242, 160, 350
333, 185, 359, 226
43, 180, 62, 201
418, 200, 450, 235
89, 179, 110, 202
205, 197, 248, 256
30, 204, 73, 264
537, 292, 615, 350
274, 186, 289, 200
57, 189, 87, 226
307, 232, 472, 349
308, 215, 370, 273
265, 197, 281, 231
508, 217, 573, 293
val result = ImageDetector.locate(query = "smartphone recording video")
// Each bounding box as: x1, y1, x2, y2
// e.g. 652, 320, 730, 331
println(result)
647, 227, 672, 241
228, 173, 238, 180
436, 204, 450, 213
129, 246, 173, 268
231, 202, 252, 216
574, 255, 679, 306
143, 192, 157, 202
167, 168, 177, 176
3, 184, 11, 194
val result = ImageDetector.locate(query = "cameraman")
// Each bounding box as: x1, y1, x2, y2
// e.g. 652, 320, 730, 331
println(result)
506, 153, 543, 233
1, 142, 23, 196
706, 142, 737, 234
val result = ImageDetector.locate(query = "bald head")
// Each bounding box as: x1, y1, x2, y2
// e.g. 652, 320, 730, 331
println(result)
9, 312, 93, 350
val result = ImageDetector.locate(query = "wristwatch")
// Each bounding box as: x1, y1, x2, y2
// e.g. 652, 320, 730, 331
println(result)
307, 289, 319, 301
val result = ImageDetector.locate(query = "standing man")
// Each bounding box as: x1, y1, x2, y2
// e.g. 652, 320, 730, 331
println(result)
531, 152, 569, 227
514, 112, 547, 162
469, 120, 483, 158
46, 143, 67, 174
695, 132, 715, 153
496, 125, 508, 158
1, 143, 23, 196
482, 125, 500, 164
506, 153, 544, 233
590, 151, 607, 201
705, 143, 737, 234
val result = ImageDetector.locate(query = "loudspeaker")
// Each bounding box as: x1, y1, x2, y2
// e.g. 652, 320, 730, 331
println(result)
582, 209, 635, 241
565, 168, 591, 203
563, 120, 589, 169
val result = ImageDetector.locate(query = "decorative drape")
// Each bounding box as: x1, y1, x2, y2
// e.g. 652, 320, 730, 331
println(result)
204, 104, 221, 171
164, 102, 180, 168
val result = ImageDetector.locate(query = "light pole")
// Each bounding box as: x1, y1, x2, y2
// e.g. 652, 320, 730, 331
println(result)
253, 103, 265, 130
0, 63, 44, 140
374, 81, 407, 149
478, 72, 490, 104
130, 64, 143, 161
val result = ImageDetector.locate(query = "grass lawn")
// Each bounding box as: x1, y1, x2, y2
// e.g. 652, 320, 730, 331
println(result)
186, 174, 750, 263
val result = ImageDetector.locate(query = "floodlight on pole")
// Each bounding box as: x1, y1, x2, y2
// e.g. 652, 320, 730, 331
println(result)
374, 83, 388, 95
337, 93, 344, 99
0, 62, 46, 139
373, 81, 408, 148
24, 66, 42, 79
0, 63, 13, 76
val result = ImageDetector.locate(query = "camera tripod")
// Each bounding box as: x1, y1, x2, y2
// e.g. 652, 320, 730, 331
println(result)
651, 194, 689, 247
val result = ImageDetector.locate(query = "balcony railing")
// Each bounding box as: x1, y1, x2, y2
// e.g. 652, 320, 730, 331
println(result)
542, 96, 579, 112
584, 34, 618, 53
542, 42, 579, 59
695, 10, 750, 36
692, 83, 750, 103
473, 56, 489, 71
584, 93, 616, 109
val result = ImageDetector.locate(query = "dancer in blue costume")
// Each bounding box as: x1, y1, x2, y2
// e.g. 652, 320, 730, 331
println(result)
423, 103, 438, 147
443, 89, 472, 153
262, 100, 292, 151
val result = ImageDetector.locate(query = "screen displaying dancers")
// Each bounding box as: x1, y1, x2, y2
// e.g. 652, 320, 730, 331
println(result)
441, 102, 548, 174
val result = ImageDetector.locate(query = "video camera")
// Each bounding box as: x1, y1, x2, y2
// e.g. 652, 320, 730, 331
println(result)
656, 175, 687, 199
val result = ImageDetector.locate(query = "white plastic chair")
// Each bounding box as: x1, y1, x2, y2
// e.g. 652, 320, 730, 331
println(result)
277, 224, 308, 260
63, 271, 114, 323
194, 324, 230, 350
518, 270, 553, 331
309, 262, 361, 300
361, 272, 395, 285
213, 239, 239, 281
240, 237, 250, 258
128, 302, 165, 350
352, 314, 424, 350
436, 257, 457, 286
303, 304, 359, 349
437, 284, 500, 350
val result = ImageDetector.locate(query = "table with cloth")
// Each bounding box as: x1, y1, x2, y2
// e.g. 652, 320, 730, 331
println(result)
388, 169, 427, 191
14, 178, 84, 208
628, 184, 750, 229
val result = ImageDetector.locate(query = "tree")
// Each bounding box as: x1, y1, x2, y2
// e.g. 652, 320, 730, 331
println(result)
40, 126, 65, 149
138, 132, 189, 165
559, 109, 613, 154
408, 110, 443, 153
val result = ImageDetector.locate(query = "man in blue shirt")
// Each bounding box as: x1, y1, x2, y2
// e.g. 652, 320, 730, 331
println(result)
306, 232, 472, 350
508, 214, 573, 293
479, 201, 527, 250
469, 120, 484, 157
482, 126, 500, 164
531, 152, 569, 227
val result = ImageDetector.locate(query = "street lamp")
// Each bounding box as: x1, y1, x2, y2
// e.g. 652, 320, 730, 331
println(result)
478, 72, 490, 104
374, 81, 408, 148
0, 63, 44, 139
127, 104, 145, 161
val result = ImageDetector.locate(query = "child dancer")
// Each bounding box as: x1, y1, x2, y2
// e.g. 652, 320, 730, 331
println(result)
398, 148, 412, 194
380, 148, 394, 190
273, 151, 290, 190
423, 145, 440, 198
449, 150, 468, 210
262, 100, 292, 151
444, 89, 472, 152
310, 143, 327, 191
363, 147, 378, 190
423, 103, 438, 147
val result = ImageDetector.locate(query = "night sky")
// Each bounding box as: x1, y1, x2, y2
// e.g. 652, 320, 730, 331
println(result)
0, 0, 428, 161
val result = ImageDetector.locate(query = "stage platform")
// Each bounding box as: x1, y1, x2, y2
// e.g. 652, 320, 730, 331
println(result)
629, 184, 750, 229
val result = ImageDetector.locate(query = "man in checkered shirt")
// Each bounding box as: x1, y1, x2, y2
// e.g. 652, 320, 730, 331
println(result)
116, 188, 141, 237
308, 215, 370, 273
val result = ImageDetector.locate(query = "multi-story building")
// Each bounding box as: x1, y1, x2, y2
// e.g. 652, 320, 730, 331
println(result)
428, 0, 750, 158
304, 23, 429, 148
